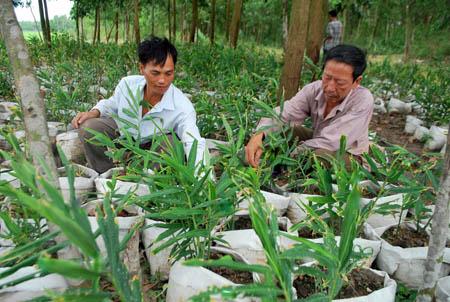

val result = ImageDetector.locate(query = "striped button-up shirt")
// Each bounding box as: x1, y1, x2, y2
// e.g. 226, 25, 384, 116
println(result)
257, 80, 374, 155
324, 20, 343, 51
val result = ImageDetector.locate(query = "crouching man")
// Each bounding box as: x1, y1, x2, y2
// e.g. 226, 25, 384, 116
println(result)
71, 36, 205, 173
245, 44, 374, 168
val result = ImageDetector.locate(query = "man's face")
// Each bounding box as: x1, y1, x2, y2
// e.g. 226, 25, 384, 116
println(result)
322, 60, 362, 103
140, 55, 175, 97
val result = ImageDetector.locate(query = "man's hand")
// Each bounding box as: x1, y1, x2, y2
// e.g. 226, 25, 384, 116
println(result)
71, 110, 100, 129
245, 132, 264, 168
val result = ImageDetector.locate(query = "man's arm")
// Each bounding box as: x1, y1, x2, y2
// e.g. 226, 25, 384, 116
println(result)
71, 79, 123, 128
71, 109, 100, 128
245, 83, 316, 168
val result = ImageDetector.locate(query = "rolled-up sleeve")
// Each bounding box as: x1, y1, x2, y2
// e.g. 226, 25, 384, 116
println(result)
175, 110, 206, 166
256, 83, 316, 133
92, 79, 122, 117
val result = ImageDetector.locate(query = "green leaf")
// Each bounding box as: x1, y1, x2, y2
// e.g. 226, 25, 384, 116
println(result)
38, 258, 102, 280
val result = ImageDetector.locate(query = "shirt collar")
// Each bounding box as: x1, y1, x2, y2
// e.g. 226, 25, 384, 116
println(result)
139, 78, 175, 113
314, 82, 355, 113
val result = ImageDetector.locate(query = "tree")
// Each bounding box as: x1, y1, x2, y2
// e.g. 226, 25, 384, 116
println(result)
416, 125, 450, 302
0, 0, 58, 184
229, 0, 243, 48
404, 0, 414, 61
306, 0, 327, 64
279, 0, 311, 101
92, 3, 101, 43
134, 0, 141, 45
168, 0, 172, 40
189, 0, 198, 42
282, 0, 289, 50
172, 0, 177, 42
225, 0, 231, 41
37, 0, 51, 46
114, 10, 119, 43
209, 0, 216, 44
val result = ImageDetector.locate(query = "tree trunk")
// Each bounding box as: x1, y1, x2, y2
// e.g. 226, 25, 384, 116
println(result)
282, 0, 289, 51
37, 0, 50, 47
416, 125, 450, 302
306, 0, 326, 64
209, 0, 216, 44
97, 7, 101, 43
151, 0, 155, 35
189, 0, 198, 42
404, 1, 413, 62
125, 11, 130, 42
42, 0, 51, 44
0, 0, 58, 182
0, 0, 76, 265
278, 0, 311, 101
229, 0, 243, 48
370, 0, 385, 48
342, 0, 349, 42
115, 11, 119, 44
104, 15, 109, 43
75, 2, 79, 42
134, 0, 141, 45
168, 0, 172, 41
172, 0, 176, 42
80, 16, 84, 41
181, 1, 187, 41
92, 6, 98, 44
225, 0, 231, 41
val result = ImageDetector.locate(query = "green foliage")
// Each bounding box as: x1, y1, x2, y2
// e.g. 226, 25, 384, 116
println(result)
0, 134, 143, 301
186, 168, 293, 302
138, 134, 238, 261
283, 185, 368, 300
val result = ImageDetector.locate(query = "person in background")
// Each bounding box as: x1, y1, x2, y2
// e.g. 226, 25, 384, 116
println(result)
323, 9, 343, 57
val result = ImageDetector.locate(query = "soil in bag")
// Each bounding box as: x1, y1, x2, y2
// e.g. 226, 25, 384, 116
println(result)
294, 268, 384, 299
208, 252, 254, 284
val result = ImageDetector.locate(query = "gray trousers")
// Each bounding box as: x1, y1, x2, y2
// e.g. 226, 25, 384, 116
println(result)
78, 117, 120, 173
78, 117, 178, 173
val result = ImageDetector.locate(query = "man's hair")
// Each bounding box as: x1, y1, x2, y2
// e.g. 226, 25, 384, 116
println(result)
324, 44, 367, 81
329, 10, 338, 17
138, 36, 178, 66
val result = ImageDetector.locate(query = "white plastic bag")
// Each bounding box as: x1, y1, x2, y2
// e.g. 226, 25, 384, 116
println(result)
436, 276, 450, 302
166, 247, 259, 302
0, 266, 68, 302
237, 190, 290, 216
414, 126, 430, 141
425, 126, 447, 151
366, 222, 450, 289
58, 164, 98, 204
56, 130, 85, 163
333, 269, 397, 302
95, 167, 150, 198
404, 115, 423, 134
142, 218, 173, 280
387, 98, 412, 114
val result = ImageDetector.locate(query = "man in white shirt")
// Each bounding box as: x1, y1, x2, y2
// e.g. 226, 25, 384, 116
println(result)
71, 36, 205, 173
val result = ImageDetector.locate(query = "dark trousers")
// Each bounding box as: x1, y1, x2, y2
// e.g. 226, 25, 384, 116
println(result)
78, 117, 177, 173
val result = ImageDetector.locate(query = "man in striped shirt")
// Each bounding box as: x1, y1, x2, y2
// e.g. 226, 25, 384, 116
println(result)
323, 10, 343, 55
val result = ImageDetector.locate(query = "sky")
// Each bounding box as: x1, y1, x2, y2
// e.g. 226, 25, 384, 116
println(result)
14, 0, 74, 22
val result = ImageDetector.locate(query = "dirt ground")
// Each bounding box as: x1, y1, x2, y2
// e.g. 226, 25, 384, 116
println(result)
369, 113, 424, 155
